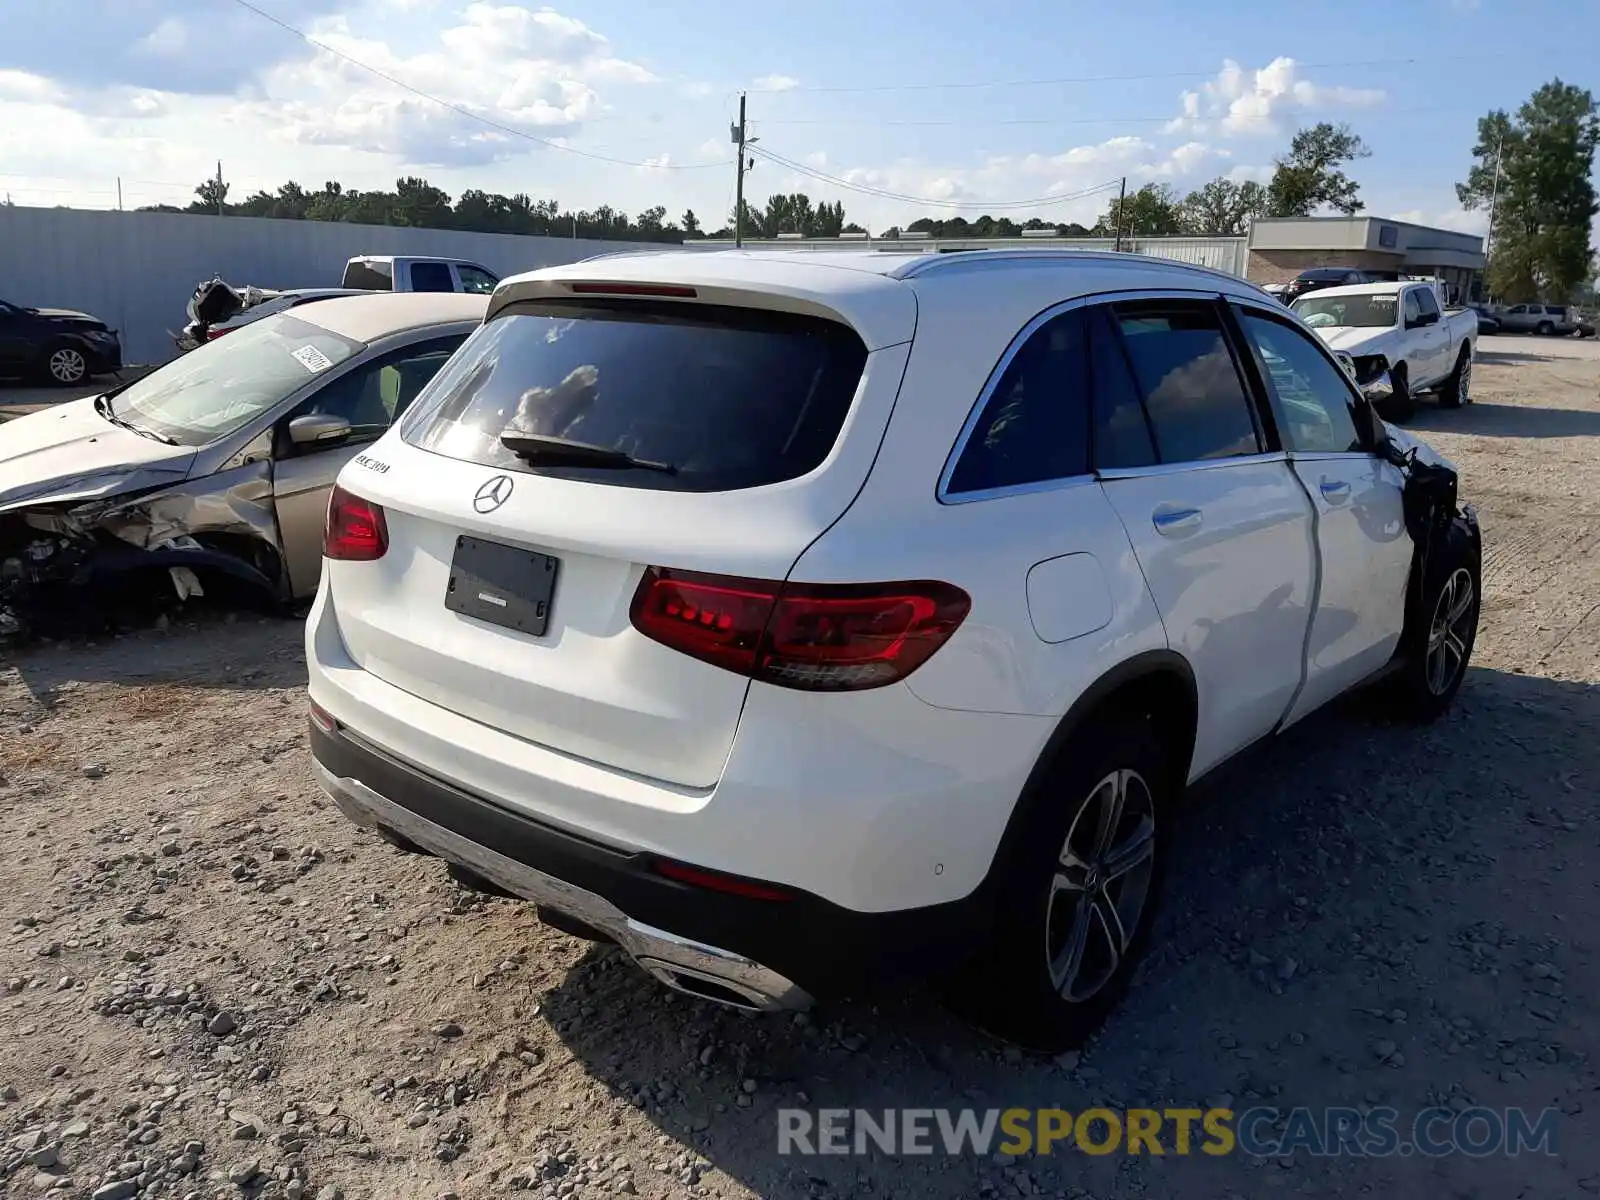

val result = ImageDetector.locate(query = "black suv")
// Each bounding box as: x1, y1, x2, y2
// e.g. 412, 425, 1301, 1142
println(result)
1280, 267, 1393, 305
0, 298, 123, 386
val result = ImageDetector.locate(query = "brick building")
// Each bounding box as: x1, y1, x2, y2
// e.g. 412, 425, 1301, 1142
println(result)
1245, 216, 1486, 301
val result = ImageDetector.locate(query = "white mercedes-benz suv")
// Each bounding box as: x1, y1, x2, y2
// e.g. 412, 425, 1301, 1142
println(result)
306, 249, 1481, 1049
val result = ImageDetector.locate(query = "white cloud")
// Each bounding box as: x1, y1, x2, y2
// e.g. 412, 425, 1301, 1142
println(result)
135, 17, 189, 58
237, 4, 658, 166
0, 69, 65, 105
752, 74, 799, 92
1167, 57, 1385, 137
749, 136, 1233, 232
1390, 207, 1488, 235
1227, 163, 1275, 185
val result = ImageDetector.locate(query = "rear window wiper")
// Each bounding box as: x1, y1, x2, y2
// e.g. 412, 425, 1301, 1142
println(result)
499, 432, 677, 475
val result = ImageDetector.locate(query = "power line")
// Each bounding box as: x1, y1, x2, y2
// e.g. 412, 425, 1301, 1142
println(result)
750, 104, 1446, 131
747, 51, 1515, 94
747, 144, 1121, 211
223, 0, 731, 171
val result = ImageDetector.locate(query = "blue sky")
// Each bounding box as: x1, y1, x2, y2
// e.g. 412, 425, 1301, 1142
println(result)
0, 0, 1591, 234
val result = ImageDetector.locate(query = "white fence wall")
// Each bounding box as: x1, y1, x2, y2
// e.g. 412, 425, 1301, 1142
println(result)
0, 206, 653, 366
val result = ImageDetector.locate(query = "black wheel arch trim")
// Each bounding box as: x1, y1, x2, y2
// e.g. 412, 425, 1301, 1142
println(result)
974, 650, 1198, 905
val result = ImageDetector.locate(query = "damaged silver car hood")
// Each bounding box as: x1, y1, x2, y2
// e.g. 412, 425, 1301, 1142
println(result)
0, 396, 196, 512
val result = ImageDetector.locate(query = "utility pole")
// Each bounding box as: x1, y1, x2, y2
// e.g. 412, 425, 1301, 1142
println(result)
214, 160, 224, 215
116, 177, 123, 212
733, 93, 748, 248
1113, 176, 1127, 252
1483, 131, 1505, 273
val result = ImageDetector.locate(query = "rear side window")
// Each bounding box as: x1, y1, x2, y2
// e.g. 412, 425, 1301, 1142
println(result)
401, 300, 868, 493
1088, 307, 1158, 470
1110, 302, 1261, 462
456, 264, 499, 294
409, 261, 455, 292
945, 309, 1090, 495
342, 260, 393, 291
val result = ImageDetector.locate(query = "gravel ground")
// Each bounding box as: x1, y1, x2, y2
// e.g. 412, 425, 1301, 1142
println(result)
3, 339, 1598, 1199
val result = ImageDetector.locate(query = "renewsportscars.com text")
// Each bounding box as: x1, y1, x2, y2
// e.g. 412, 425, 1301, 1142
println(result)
777, 1106, 1559, 1158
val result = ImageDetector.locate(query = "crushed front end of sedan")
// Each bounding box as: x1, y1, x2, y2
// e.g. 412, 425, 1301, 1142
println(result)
0, 452, 285, 641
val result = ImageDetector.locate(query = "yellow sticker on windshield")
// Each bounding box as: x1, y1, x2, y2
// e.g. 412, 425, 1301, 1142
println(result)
291, 344, 334, 372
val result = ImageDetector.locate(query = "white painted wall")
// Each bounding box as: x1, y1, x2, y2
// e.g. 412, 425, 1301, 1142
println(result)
0, 206, 655, 366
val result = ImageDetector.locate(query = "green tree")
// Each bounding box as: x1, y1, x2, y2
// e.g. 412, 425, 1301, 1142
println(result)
189, 176, 230, 214
1266, 123, 1370, 216
1094, 183, 1184, 237
393, 176, 453, 228
1457, 80, 1600, 302
1180, 178, 1268, 236
681, 209, 701, 237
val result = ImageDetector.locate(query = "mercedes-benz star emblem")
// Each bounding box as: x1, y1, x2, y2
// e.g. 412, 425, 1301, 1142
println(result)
473, 474, 514, 513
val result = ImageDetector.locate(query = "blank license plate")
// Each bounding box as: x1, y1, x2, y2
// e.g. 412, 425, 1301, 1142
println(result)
445, 535, 560, 636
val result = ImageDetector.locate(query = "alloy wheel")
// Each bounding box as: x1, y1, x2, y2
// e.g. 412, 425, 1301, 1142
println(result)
49, 348, 87, 383
1426, 567, 1475, 696
1044, 768, 1156, 1003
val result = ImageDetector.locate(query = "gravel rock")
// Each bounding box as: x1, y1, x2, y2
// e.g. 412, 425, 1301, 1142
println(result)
227, 1157, 261, 1185
207, 1011, 238, 1037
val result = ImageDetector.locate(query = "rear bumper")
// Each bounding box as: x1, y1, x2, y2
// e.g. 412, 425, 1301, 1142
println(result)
309, 718, 990, 1003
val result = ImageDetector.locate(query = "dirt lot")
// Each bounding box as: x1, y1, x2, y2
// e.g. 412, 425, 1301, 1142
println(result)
3, 338, 1599, 1199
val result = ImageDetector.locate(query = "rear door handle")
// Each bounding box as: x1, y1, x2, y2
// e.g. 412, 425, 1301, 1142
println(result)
1319, 478, 1352, 503
1151, 505, 1202, 535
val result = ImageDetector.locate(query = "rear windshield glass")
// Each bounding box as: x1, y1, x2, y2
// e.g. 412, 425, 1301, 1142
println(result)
400, 299, 869, 492
342, 260, 393, 290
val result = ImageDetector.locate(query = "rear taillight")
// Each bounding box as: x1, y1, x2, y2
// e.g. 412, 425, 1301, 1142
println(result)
629, 568, 969, 692
205, 327, 232, 340
323, 485, 388, 561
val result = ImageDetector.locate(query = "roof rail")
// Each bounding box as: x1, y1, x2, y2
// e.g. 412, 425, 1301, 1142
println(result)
888, 246, 1246, 287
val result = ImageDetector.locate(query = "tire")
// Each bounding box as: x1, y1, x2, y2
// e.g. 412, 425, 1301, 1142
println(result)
1389, 522, 1481, 723
946, 712, 1171, 1051
1377, 362, 1416, 423
42, 342, 89, 386
1536, 321, 1554, 336
1438, 347, 1472, 409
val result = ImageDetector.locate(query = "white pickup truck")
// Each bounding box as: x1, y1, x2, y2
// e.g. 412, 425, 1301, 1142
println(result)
1292, 281, 1477, 422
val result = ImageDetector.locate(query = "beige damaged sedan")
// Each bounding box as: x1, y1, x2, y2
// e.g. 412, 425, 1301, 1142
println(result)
0, 292, 486, 638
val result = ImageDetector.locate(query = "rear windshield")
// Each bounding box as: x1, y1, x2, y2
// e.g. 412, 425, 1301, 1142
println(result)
400, 299, 869, 492
342, 260, 393, 290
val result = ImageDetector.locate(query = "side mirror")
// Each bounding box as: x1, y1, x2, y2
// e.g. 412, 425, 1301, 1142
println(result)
288, 413, 352, 447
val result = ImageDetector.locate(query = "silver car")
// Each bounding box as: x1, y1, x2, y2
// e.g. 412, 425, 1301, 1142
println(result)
173, 287, 368, 352
1, 292, 485, 637
1494, 303, 1578, 336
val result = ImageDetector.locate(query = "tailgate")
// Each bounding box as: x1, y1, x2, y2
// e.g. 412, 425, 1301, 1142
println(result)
325, 294, 912, 789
